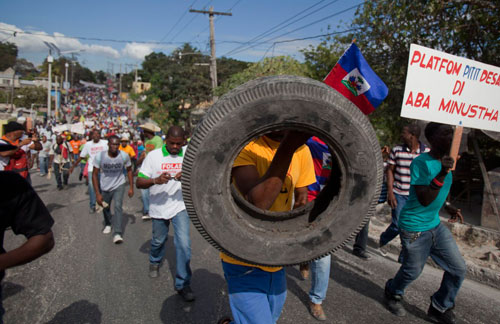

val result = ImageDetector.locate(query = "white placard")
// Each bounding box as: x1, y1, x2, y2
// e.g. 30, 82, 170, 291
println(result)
71, 122, 85, 135
401, 44, 499, 132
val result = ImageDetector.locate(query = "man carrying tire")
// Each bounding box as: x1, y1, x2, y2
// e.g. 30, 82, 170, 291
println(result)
220, 131, 316, 324
136, 126, 194, 302
383, 122, 466, 324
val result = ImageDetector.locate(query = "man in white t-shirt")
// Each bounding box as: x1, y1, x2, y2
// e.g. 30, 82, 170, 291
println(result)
70, 129, 108, 213
93, 135, 134, 244
136, 126, 194, 302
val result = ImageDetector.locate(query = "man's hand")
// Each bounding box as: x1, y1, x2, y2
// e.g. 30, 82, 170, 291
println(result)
387, 191, 397, 209
155, 172, 171, 185
445, 203, 464, 224
68, 166, 74, 174
439, 156, 455, 175
19, 138, 32, 146
96, 193, 104, 207
128, 188, 134, 198
174, 172, 182, 181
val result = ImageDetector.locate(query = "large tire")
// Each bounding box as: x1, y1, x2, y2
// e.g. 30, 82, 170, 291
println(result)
182, 75, 382, 266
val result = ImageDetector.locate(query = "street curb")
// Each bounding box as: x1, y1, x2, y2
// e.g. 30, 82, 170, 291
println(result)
367, 211, 500, 290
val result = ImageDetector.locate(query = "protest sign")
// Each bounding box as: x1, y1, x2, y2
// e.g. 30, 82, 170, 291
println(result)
401, 44, 499, 132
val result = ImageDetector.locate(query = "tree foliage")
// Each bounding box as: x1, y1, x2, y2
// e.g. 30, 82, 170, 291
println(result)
139, 43, 248, 129
0, 42, 18, 71
215, 56, 309, 96
302, 0, 500, 146
13, 86, 47, 108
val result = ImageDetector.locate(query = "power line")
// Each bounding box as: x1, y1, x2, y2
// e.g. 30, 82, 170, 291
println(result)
259, 27, 359, 61
229, 2, 364, 57
168, 0, 213, 43
159, 0, 199, 42
223, 0, 330, 56
188, 0, 243, 44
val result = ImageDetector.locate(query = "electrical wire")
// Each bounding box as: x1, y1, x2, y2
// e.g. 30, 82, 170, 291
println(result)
224, 0, 337, 56
229, 2, 364, 57
159, 0, 199, 42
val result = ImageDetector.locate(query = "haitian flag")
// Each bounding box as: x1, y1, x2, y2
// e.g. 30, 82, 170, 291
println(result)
324, 43, 388, 115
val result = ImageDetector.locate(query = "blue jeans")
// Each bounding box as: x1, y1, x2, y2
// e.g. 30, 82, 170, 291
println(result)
101, 184, 125, 235
150, 210, 192, 290
222, 261, 287, 324
309, 255, 331, 304
53, 162, 70, 188
353, 222, 369, 254
380, 193, 408, 247
386, 223, 466, 312
39, 156, 48, 175
141, 188, 150, 214
88, 171, 100, 209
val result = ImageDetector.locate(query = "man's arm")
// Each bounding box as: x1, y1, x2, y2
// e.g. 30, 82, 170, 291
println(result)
232, 132, 309, 210
0, 231, 54, 270
126, 166, 134, 197
293, 186, 309, 209
136, 173, 170, 189
386, 164, 397, 209
414, 156, 454, 207
93, 167, 103, 206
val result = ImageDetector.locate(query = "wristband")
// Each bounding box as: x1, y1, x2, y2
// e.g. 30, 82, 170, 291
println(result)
432, 177, 444, 187
430, 177, 443, 190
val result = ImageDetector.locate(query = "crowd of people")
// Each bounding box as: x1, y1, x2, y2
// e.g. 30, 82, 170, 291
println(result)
0, 84, 466, 324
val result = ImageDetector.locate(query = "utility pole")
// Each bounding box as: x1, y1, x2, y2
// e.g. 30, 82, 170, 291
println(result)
47, 55, 53, 120
119, 63, 122, 96
189, 6, 232, 102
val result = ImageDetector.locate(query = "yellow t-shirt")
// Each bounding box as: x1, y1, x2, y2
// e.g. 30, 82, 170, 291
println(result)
119, 145, 136, 159
221, 136, 315, 271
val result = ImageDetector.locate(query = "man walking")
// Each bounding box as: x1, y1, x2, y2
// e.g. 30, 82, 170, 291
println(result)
137, 123, 163, 220
70, 130, 108, 213
48, 135, 72, 190
384, 123, 466, 324
93, 135, 134, 243
380, 124, 429, 254
39, 135, 51, 176
136, 126, 194, 302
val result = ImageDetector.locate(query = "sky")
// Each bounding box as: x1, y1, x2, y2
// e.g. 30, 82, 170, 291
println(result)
0, 0, 364, 72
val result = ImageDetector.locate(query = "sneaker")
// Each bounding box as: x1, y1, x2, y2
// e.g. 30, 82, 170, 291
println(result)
384, 281, 406, 316
113, 234, 123, 244
102, 225, 112, 234
300, 264, 310, 280
149, 264, 159, 278
309, 301, 327, 321
427, 302, 456, 324
142, 213, 151, 221
353, 250, 371, 260
40, 173, 46, 177
176, 286, 195, 302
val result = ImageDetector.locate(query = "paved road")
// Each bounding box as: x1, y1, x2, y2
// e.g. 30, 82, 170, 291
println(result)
3, 171, 500, 324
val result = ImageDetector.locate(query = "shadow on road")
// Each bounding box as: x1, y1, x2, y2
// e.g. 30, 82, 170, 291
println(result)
1, 282, 24, 300
45, 203, 67, 213
159, 269, 230, 324
32, 183, 51, 190
331, 256, 429, 322
45, 300, 102, 324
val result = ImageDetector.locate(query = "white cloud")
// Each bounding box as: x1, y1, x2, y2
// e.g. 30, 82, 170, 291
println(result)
0, 22, 119, 58
121, 42, 175, 60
